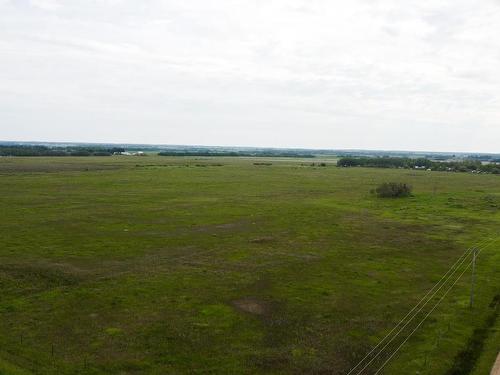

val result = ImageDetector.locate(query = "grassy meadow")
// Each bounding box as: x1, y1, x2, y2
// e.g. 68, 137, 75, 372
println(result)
0, 156, 498, 374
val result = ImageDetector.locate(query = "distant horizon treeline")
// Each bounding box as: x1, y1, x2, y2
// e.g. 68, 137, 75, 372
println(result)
157, 150, 315, 158
2, 145, 499, 174
0, 144, 317, 158
0, 145, 126, 157
337, 156, 500, 174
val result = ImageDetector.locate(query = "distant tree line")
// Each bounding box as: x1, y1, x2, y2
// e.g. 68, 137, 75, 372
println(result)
0, 145, 126, 157
468, 154, 500, 162
158, 151, 315, 158
337, 157, 500, 174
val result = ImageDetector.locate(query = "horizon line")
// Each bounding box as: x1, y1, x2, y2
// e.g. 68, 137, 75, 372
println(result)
0, 139, 498, 156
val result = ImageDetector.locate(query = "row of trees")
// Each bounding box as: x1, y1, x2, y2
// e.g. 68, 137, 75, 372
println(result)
0, 145, 125, 157
337, 157, 440, 169
337, 157, 500, 174
158, 151, 315, 158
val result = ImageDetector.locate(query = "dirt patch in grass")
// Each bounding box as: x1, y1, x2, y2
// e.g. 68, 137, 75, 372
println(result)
193, 220, 249, 234
249, 236, 275, 244
340, 211, 454, 251
0, 261, 93, 307
0, 262, 87, 287
232, 298, 269, 316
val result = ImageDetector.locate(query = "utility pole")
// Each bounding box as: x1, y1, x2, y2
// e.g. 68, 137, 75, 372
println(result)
469, 248, 477, 310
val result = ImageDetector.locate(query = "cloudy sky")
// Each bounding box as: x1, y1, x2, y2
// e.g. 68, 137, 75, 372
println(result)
1, 0, 499, 152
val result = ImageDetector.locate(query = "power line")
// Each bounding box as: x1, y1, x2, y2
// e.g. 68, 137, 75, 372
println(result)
354, 245, 475, 375
373, 260, 474, 375
346, 246, 473, 375
347, 236, 497, 375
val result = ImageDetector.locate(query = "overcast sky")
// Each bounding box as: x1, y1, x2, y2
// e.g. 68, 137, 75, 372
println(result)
1, 0, 499, 152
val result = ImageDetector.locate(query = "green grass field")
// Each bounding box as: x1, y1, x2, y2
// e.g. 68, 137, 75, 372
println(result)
0, 156, 498, 374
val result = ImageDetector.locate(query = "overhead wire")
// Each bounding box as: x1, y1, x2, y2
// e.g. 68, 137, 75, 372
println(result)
347, 236, 498, 375
373, 260, 475, 374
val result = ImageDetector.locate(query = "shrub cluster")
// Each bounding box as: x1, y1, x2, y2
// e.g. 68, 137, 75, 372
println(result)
373, 182, 412, 198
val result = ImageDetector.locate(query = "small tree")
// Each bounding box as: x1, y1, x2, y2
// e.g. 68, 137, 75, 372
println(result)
373, 182, 412, 198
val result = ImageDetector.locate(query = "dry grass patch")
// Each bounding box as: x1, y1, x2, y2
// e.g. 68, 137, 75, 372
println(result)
232, 298, 269, 316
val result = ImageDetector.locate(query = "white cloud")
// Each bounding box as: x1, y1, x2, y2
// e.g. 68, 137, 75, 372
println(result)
30, 0, 61, 11
0, 0, 499, 152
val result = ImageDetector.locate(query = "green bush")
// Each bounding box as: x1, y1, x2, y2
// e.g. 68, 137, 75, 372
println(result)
373, 182, 412, 198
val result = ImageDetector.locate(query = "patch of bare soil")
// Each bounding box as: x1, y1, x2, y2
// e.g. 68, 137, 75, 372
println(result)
249, 236, 274, 244
193, 220, 249, 233
232, 298, 268, 316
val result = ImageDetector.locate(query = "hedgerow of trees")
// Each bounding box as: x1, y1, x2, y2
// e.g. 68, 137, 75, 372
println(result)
0, 145, 127, 157
337, 157, 500, 174
158, 151, 315, 158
